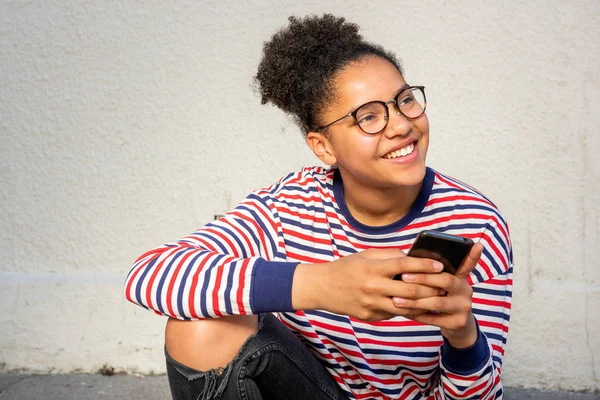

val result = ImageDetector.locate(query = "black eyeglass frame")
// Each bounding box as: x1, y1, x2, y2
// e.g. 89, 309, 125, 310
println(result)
314, 85, 427, 134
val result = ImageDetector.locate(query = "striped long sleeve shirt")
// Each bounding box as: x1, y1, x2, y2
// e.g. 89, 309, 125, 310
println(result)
125, 166, 513, 399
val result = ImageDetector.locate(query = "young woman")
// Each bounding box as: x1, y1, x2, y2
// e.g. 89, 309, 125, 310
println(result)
125, 14, 513, 400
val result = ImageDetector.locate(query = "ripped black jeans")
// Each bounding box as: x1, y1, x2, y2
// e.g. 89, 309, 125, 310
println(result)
165, 313, 348, 400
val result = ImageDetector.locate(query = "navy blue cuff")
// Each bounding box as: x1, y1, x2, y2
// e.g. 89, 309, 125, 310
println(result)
441, 321, 490, 375
250, 259, 299, 313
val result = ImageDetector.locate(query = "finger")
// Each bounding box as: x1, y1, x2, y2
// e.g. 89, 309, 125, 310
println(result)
401, 272, 462, 293
405, 311, 457, 329
392, 295, 470, 315
377, 255, 444, 278
361, 247, 407, 260
455, 242, 483, 279
372, 298, 431, 318
380, 280, 445, 299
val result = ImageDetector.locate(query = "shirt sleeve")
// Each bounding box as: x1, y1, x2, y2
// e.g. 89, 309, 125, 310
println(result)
436, 217, 513, 399
124, 191, 298, 319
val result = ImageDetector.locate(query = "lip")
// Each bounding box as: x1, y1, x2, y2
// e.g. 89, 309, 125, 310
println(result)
380, 138, 419, 159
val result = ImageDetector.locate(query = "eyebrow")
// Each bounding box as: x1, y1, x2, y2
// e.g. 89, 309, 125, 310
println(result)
345, 84, 411, 116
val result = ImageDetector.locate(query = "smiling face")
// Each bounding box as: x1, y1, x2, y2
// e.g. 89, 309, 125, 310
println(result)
307, 55, 430, 193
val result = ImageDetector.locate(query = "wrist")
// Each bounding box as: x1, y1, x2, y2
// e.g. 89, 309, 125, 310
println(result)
291, 263, 326, 310
441, 312, 478, 349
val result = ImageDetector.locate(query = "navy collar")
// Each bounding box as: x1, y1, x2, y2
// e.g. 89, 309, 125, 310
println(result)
332, 167, 434, 234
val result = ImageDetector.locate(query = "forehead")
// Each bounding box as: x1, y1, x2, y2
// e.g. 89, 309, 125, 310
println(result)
332, 56, 406, 111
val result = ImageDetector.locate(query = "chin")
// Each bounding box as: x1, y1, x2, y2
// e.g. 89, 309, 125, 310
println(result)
393, 163, 426, 187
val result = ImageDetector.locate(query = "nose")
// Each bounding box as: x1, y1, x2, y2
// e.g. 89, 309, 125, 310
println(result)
383, 101, 411, 138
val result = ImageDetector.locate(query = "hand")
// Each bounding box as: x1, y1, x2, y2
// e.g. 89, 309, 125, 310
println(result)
292, 248, 447, 321
390, 243, 483, 348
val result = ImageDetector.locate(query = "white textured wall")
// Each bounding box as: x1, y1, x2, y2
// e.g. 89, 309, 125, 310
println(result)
1, 0, 598, 391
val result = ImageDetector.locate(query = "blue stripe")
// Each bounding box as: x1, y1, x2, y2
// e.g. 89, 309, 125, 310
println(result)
207, 223, 249, 258
471, 267, 485, 283
421, 202, 504, 223
281, 312, 315, 328
352, 326, 441, 338
473, 308, 510, 321
135, 257, 156, 307
194, 231, 229, 254
481, 331, 506, 344
473, 286, 511, 297
279, 216, 330, 236
363, 348, 439, 358
177, 251, 205, 318
223, 259, 236, 315
236, 218, 261, 251
237, 203, 277, 254
312, 329, 440, 379
155, 248, 193, 315
285, 239, 334, 257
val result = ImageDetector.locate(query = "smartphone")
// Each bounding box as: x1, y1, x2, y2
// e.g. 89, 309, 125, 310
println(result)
393, 230, 474, 280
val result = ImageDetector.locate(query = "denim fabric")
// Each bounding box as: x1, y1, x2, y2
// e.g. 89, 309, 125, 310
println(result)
165, 313, 348, 400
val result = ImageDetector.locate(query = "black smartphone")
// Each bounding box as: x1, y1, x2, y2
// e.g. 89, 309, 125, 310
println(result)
393, 230, 474, 280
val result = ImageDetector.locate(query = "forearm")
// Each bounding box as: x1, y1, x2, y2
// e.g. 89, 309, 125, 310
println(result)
125, 245, 300, 319
291, 263, 327, 311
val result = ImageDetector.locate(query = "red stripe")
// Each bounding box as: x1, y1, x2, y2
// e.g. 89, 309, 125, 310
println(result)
282, 226, 332, 246
427, 194, 494, 208
229, 211, 269, 256
186, 253, 212, 318
211, 256, 234, 317
181, 234, 218, 252
204, 227, 240, 257
144, 247, 179, 311
166, 249, 197, 317
125, 254, 155, 304
286, 250, 329, 263
246, 197, 278, 235
236, 259, 250, 314
222, 218, 256, 257
479, 319, 509, 334
472, 297, 511, 309
358, 337, 443, 348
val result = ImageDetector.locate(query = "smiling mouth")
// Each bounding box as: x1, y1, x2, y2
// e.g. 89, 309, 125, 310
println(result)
382, 142, 416, 159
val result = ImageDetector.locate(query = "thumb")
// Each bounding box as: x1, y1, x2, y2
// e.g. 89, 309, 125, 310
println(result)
455, 242, 483, 279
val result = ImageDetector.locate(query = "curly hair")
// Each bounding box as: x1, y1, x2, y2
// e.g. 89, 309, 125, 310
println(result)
254, 14, 402, 136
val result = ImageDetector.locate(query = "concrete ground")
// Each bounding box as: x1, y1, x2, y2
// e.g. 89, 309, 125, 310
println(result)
0, 373, 598, 399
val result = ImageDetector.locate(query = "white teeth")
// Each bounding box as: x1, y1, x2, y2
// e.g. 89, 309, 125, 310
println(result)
383, 143, 415, 159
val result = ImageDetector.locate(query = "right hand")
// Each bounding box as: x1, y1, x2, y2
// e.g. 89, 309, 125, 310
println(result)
292, 248, 445, 321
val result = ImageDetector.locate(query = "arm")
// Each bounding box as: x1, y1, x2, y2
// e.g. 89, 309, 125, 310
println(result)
390, 220, 512, 399
124, 192, 299, 319
437, 268, 512, 399
437, 220, 513, 399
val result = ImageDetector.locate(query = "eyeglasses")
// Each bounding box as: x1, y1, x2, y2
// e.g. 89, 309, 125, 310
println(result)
315, 86, 426, 135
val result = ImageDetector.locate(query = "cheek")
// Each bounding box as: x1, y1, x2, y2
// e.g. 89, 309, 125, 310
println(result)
416, 116, 430, 146
418, 114, 430, 136
335, 132, 378, 158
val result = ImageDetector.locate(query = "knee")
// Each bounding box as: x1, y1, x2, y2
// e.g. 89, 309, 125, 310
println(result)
165, 315, 259, 371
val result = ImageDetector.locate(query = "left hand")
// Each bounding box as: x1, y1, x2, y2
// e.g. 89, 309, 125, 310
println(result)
391, 243, 483, 348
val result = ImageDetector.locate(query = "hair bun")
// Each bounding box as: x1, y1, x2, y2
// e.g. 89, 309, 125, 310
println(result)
255, 14, 400, 135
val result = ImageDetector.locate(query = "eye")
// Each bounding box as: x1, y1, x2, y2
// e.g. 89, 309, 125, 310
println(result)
398, 93, 416, 107
357, 114, 378, 124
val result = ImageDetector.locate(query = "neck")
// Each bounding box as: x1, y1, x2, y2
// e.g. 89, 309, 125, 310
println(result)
341, 176, 423, 227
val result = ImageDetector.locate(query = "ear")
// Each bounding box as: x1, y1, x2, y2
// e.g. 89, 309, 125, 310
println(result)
306, 131, 337, 166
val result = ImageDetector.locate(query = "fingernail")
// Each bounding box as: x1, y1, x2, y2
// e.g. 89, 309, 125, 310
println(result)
402, 273, 415, 281
433, 261, 443, 271
393, 297, 406, 305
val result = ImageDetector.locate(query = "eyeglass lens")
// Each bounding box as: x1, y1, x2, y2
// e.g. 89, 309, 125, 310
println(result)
356, 87, 425, 134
